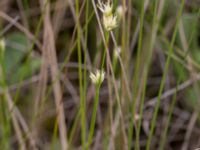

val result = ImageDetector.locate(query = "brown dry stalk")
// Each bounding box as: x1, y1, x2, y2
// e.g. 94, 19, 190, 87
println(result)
52, 0, 68, 39
146, 73, 200, 108
41, 0, 68, 149
5, 89, 26, 150
33, 57, 48, 115
15, 108, 38, 150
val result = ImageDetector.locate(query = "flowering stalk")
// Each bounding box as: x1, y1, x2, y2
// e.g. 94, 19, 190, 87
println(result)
98, 0, 118, 31
87, 32, 109, 149
87, 64, 106, 150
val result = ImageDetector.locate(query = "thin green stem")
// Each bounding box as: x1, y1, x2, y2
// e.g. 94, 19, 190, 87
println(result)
0, 40, 11, 150
128, 0, 145, 149
159, 81, 179, 150
82, 0, 89, 147
75, 0, 86, 148
135, 0, 163, 149
86, 84, 100, 149
69, 110, 81, 144
87, 32, 108, 149
145, 1, 185, 149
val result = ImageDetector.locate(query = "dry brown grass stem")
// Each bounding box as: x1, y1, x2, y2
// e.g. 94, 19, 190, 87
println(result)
41, 0, 68, 149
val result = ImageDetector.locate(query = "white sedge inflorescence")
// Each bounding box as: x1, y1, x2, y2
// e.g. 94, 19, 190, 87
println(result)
98, 1, 113, 17
116, 5, 126, 20
90, 70, 105, 85
97, 0, 117, 31
102, 15, 117, 31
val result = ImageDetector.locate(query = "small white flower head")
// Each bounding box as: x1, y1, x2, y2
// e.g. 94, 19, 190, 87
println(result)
0, 38, 5, 52
97, 0, 113, 17
97, 1, 118, 31
90, 69, 105, 85
116, 5, 126, 19
103, 15, 117, 31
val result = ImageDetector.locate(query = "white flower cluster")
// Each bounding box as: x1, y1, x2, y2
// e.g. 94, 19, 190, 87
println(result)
116, 5, 126, 20
98, 1, 117, 31
90, 70, 105, 85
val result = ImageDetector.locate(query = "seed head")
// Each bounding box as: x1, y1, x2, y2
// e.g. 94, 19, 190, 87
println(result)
97, 1, 118, 31
103, 15, 117, 31
116, 5, 126, 19
98, 1, 113, 16
90, 70, 105, 85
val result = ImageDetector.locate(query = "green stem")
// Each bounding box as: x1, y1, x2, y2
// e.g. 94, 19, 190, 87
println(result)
128, 0, 145, 149
145, 1, 185, 149
159, 81, 179, 150
75, 0, 86, 148
87, 32, 108, 149
0, 40, 11, 150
